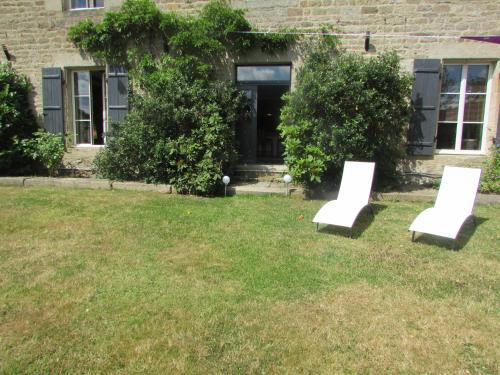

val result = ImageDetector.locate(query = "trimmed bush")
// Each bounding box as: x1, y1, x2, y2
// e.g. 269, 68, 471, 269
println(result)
480, 147, 500, 194
0, 63, 37, 174
93, 56, 244, 195
279, 39, 413, 192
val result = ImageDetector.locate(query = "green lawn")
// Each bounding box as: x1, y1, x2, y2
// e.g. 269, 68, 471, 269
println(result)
0, 187, 499, 374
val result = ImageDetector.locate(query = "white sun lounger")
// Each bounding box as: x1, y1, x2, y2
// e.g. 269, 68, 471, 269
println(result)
313, 161, 375, 238
409, 166, 481, 248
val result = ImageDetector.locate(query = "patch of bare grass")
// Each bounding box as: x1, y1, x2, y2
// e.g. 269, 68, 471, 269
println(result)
266, 283, 499, 374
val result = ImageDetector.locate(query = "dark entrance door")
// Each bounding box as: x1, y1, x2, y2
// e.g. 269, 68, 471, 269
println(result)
236, 65, 291, 164
238, 85, 258, 163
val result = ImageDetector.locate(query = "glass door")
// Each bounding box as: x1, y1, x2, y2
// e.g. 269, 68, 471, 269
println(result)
73, 71, 92, 144
73, 70, 106, 145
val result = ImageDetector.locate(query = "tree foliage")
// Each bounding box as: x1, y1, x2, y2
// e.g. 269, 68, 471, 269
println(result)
93, 56, 244, 195
69, 0, 297, 195
0, 63, 37, 175
279, 39, 413, 191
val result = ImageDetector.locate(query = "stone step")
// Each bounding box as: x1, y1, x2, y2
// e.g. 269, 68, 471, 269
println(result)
233, 163, 289, 182
228, 181, 303, 197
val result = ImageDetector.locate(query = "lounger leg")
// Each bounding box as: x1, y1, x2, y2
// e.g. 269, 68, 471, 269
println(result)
453, 240, 458, 251
411, 231, 415, 242
316, 223, 319, 232
349, 228, 352, 239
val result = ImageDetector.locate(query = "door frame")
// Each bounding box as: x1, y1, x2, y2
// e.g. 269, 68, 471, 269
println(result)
235, 64, 292, 163
71, 68, 107, 147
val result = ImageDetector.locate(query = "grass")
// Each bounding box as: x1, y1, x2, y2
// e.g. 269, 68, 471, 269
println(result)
0, 186, 499, 374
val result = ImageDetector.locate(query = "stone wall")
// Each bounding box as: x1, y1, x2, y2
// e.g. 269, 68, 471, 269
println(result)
1, 0, 499, 177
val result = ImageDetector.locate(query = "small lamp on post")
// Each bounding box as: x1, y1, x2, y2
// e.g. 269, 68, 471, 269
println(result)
283, 174, 292, 197
222, 175, 230, 197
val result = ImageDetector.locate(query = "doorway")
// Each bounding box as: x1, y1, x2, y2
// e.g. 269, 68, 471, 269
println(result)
72, 70, 107, 145
236, 65, 291, 163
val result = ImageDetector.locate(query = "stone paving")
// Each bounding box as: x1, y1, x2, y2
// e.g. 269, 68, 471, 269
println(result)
1, 177, 499, 205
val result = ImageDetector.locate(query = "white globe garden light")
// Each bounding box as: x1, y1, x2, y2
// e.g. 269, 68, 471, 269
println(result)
222, 175, 230, 196
283, 174, 292, 196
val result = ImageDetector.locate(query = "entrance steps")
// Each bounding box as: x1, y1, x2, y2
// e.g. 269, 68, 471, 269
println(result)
233, 163, 288, 183
59, 147, 100, 177
230, 163, 303, 196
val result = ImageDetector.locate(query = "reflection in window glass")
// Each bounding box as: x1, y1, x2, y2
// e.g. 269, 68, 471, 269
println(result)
438, 94, 459, 121
71, 0, 104, 9
74, 72, 90, 96
75, 97, 90, 120
237, 66, 291, 82
461, 123, 482, 150
441, 65, 462, 93
76, 121, 90, 144
463, 94, 486, 122
466, 65, 488, 93
436, 123, 457, 150
71, 0, 88, 8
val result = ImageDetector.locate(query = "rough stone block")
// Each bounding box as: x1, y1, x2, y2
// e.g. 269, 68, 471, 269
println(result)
361, 6, 378, 14
111, 181, 172, 193
288, 8, 303, 16
0, 177, 27, 187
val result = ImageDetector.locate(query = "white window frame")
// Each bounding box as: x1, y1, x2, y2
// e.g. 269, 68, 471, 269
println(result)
72, 69, 107, 148
69, 0, 104, 11
435, 62, 493, 155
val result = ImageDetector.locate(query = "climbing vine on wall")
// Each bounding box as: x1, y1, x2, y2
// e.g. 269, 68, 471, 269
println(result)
68, 0, 298, 195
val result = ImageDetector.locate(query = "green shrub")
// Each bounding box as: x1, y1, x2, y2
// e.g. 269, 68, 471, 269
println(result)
0, 63, 38, 175
18, 130, 65, 176
69, 0, 298, 196
279, 39, 413, 192
94, 56, 244, 195
480, 147, 500, 193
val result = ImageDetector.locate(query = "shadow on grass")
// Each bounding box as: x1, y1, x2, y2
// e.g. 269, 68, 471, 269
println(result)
411, 216, 489, 251
315, 203, 387, 239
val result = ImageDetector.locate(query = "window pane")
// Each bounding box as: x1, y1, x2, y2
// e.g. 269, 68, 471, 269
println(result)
436, 122, 456, 149
466, 65, 488, 93
237, 66, 291, 82
438, 94, 459, 121
76, 121, 91, 144
441, 65, 462, 93
94, 0, 104, 7
463, 94, 486, 122
74, 72, 90, 96
461, 123, 482, 150
75, 97, 90, 120
71, 0, 88, 9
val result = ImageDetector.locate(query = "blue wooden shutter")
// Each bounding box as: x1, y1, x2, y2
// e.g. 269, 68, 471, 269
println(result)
42, 67, 64, 135
107, 65, 128, 123
408, 59, 441, 156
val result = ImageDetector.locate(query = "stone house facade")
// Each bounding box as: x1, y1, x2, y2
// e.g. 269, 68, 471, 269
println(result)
1, 0, 499, 178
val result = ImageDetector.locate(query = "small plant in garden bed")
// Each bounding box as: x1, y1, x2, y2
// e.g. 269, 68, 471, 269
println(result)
17, 130, 65, 177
